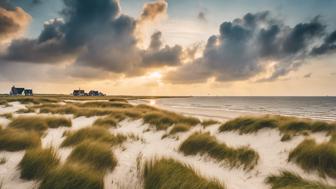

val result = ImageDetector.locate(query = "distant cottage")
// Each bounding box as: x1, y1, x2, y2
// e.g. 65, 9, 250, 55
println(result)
72, 89, 105, 96
10, 86, 33, 96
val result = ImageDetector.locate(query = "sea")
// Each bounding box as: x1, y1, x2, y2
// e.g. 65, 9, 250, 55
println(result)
133, 96, 336, 121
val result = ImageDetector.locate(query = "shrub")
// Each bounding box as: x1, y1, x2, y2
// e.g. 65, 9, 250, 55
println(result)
288, 139, 336, 178
265, 171, 336, 189
93, 117, 117, 128
61, 127, 126, 147
0, 129, 41, 151
67, 140, 117, 172
19, 147, 60, 180
169, 124, 191, 135
143, 158, 225, 189
179, 132, 259, 170
39, 163, 104, 189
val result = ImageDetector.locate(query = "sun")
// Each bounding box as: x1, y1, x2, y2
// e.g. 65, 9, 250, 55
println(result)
148, 71, 162, 79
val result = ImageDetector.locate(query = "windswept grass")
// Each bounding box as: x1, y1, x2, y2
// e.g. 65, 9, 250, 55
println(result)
288, 139, 336, 178
143, 158, 225, 189
67, 140, 117, 172
0, 129, 41, 151
19, 147, 60, 180
0, 100, 9, 106
16, 108, 35, 113
169, 124, 191, 135
179, 132, 259, 170
93, 117, 117, 128
0, 113, 12, 119
39, 163, 104, 189
1, 97, 59, 104
143, 111, 200, 130
8, 116, 71, 133
61, 127, 126, 147
265, 171, 336, 189
78, 101, 133, 108
219, 115, 336, 135
202, 119, 220, 127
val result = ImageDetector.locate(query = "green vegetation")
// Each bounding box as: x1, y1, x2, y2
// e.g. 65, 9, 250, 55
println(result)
265, 171, 336, 189
93, 117, 117, 128
143, 158, 225, 189
67, 140, 117, 172
288, 139, 336, 178
19, 147, 60, 180
169, 124, 191, 135
61, 127, 126, 147
202, 119, 220, 127
39, 163, 104, 189
179, 132, 259, 170
8, 116, 71, 133
219, 115, 336, 135
0, 129, 41, 151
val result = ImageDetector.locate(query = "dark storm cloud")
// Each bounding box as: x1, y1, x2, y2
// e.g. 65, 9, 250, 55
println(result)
1, 0, 182, 76
166, 11, 335, 83
311, 30, 336, 55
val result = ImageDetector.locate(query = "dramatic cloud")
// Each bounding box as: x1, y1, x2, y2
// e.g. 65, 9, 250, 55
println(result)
166, 11, 333, 83
138, 0, 167, 23
1, 0, 182, 77
311, 30, 336, 55
0, 2, 31, 43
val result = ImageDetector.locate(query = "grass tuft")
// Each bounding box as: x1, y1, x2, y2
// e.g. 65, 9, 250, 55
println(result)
0, 113, 12, 119
61, 127, 126, 147
202, 119, 220, 127
288, 139, 336, 178
93, 117, 117, 128
39, 163, 104, 189
0, 129, 41, 151
265, 170, 336, 189
179, 132, 259, 170
19, 147, 60, 180
143, 158, 225, 189
67, 140, 117, 172
169, 124, 191, 135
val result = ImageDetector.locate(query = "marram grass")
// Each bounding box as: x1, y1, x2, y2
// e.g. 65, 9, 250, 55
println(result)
265, 171, 336, 189
169, 124, 191, 135
19, 147, 60, 180
39, 163, 104, 189
93, 117, 118, 128
202, 119, 220, 127
67, 140, 117, 172
143, 158, 225, 189
0, 128, 41, 151
288, 139, 336, 178
179, 132, 259, 170
61, 127, 126, 147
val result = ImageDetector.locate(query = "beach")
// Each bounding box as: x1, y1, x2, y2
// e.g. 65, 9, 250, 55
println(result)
0, 96, 335, 189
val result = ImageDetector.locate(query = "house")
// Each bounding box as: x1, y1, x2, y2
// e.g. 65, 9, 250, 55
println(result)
73, 89, 85, 96
24, 89, 33, 96
10, 86, 25, 96
88, 90, 105, 96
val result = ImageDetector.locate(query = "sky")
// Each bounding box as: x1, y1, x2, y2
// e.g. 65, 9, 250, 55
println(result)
0, 0, 336, 96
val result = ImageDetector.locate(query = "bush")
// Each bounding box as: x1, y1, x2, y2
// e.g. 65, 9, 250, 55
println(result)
169, 124, 191, 135
179, 132, 259, 170
143, 158, 225, 189
0, 129, 41, 151
39, 163, 104, 189
67, 140, 117, 172
288, 139, 336, 178
265, 171, 335, 189
61, 127, 126, 147
19, 147, 60, 180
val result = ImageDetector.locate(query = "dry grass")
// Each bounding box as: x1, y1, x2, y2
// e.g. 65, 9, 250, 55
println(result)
288, 139, 336, 178
0, 128, 41, 151
19, 147, 60, 180
61, 127, 126, 147
202, 119, 220, 127
169, 124, 192, 135
266, 171, 336, 189
0, 113, 12, 119
93, 117, 118, 128
67, 140, 117, 172
179, 132, 259, 170
39, 163, 104, 189
143, 158, 225, 189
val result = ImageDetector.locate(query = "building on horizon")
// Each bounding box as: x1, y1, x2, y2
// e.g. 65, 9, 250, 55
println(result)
10, 86, 33, 96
